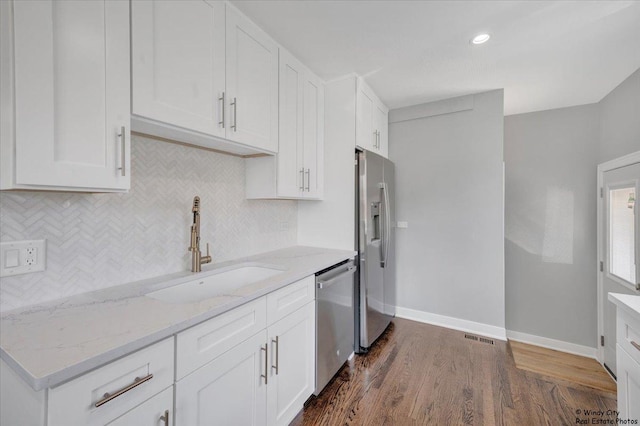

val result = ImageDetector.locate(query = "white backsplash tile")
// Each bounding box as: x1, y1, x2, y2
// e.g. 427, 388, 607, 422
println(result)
0, 135, 297, 312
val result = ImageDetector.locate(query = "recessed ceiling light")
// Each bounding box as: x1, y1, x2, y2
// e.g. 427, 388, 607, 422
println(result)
471, 34, 491, 45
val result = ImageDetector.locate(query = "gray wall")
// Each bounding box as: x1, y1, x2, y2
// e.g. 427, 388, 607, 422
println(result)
389, 90, 505, 329
504, 68, 639, 348
599, 68, 640, 163
504, 104, 600, 347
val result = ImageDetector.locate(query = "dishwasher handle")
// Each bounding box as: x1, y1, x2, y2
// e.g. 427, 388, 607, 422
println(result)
317, 266, 357, 289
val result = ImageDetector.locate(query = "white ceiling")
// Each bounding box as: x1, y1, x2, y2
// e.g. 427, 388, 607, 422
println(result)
231, 0, 640, 115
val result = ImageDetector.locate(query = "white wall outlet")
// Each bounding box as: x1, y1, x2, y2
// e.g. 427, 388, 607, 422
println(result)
0, 240, 46, 277
397, 221, 409, 229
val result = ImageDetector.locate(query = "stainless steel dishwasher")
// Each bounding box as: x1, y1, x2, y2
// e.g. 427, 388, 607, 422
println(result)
314, 258, 356, 395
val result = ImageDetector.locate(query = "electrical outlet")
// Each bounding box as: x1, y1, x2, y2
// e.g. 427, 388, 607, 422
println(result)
1, 240, 46, 277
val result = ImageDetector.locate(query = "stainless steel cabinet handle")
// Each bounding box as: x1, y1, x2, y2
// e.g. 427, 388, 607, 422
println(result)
373, 129, 377, 149
218, 92, 225, 128
300, 168, 305, 191
94, 373, 153, 407
231, 97, 237, 131
160, 409, 170, 426
305, 169, 310, 191
631, 341, 640, 352
377, 130, 381, 149
261, 343, 268, 384
117, 126, 126, 177
272, 336, 279, 375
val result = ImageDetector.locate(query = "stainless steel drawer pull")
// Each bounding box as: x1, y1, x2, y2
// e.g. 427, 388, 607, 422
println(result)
300, 168, 305, 191
218, 92, 225, 128
94, 373, 153, 407
261, 344, 268, 384
160, 409, 170, 426
305, 169, 310, 191
272, 336, 279, 375
117, 126, 126, 177
631, 341, 640, 352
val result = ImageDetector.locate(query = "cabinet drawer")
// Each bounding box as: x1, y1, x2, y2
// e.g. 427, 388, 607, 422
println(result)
176, 297, 267, 380
48, 337, 174, 426
617, 309, 640, 365
267, 276, 315, 325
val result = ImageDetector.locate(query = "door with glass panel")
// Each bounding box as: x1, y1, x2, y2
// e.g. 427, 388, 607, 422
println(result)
602, 162, 640, 376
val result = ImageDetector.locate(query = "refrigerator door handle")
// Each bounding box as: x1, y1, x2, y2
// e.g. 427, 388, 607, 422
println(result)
380, 182, 391, 268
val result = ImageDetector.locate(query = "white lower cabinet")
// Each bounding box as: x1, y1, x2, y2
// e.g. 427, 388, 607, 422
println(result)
1, 277, 318, 426
175, 276, 316, 426
617, 344, 640, 421
267, 302, 315, 426
176, 330, 268, 426
615, 307, 640, 420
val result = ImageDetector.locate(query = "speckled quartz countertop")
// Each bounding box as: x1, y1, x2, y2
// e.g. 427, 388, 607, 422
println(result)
608, 293, 640, 320
0, 246, 356, 391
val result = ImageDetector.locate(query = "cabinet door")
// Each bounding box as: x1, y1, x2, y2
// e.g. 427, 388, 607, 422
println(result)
302, 71, 325, 199
131, 0, 225, 138
175, 331, 267, 426
226, 5, 278, 153
13, 0, 130, 191
374, 102, 389, 158
107, 387, 173, 426
356, 80, 375, 152
277, 49, 304, 198
267, 302, 315, 426
617, 345, 640, 420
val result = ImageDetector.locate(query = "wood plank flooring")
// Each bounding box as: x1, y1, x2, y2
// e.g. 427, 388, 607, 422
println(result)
292, 318, 617, 426
509, 340, 616, 393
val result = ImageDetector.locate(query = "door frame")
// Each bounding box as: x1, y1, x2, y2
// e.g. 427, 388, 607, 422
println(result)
596, 150, 640, 365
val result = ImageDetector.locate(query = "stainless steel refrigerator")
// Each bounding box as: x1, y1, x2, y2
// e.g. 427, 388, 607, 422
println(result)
355, 149, 396, 353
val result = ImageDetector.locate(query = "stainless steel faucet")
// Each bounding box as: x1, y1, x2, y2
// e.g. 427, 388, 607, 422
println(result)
188, 196, 212, 272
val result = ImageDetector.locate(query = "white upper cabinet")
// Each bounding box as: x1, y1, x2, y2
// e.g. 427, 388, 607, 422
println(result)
225, 5, 279, 153
302, 71, 325, 198
1, 0, 131, 192
276, 51, 305, 198
131, 0, 226, 139
130, 1, 278, 156
356, 78, 389, 157
245, 49, 324, 200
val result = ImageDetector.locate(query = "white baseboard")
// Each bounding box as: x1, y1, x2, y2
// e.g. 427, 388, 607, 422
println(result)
395, 306, 507, 341
506, 330, 597, 359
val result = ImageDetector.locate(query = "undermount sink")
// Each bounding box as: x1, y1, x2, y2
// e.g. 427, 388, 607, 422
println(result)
146, 263, 284, 304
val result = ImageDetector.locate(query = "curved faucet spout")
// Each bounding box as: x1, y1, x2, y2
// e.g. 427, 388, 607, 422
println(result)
188, 196, 212, 272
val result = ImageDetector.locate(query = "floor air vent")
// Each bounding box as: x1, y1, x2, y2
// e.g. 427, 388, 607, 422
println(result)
464, 334, 494, 345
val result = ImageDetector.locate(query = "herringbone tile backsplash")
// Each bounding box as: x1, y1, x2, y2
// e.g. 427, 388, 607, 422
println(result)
0, 136, 297, 312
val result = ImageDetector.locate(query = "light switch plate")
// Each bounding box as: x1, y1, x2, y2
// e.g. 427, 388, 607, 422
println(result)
0, 240, 46, 277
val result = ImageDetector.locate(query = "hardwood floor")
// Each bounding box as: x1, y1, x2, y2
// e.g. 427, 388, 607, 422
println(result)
292, 318, 617, 426
509, 340, 616, 393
